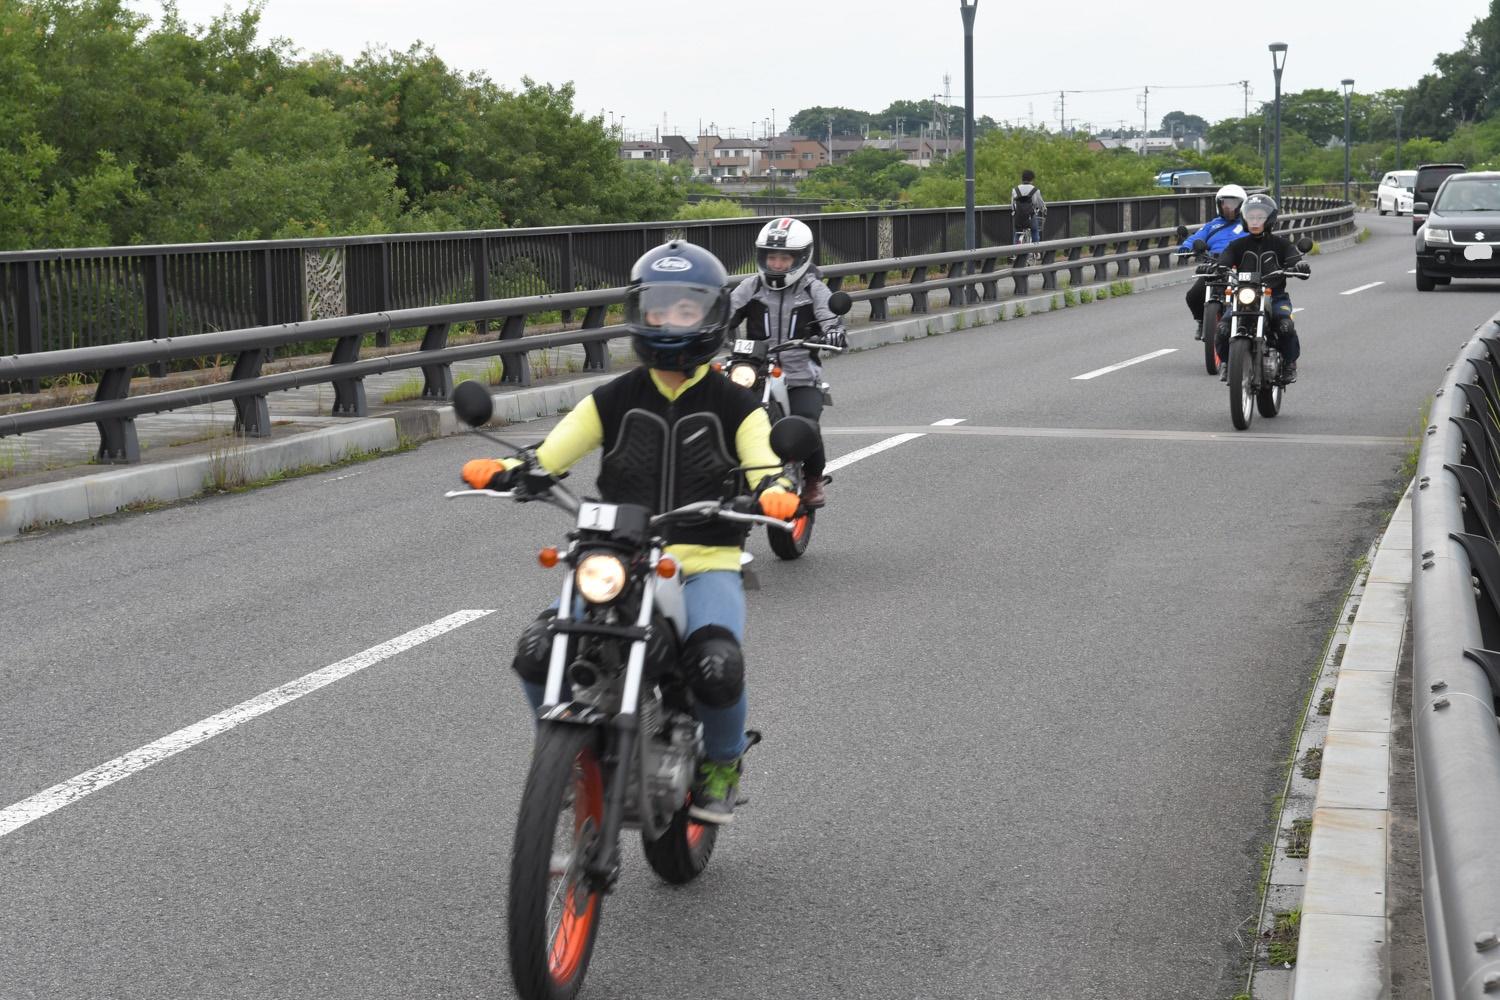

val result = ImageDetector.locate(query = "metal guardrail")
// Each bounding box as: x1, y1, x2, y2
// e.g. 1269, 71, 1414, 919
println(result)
0, 194, 1238, 360
1411, 322, 1500, 999
0, 200, 1355, 465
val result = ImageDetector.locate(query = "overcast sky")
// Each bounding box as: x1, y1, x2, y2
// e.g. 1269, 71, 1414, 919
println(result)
127, 0, 1493, 139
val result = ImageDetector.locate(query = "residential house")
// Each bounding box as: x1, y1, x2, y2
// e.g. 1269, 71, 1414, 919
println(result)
709, 138, 768, 179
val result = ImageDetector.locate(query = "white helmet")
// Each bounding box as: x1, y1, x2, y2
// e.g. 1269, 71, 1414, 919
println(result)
1215, 184, 1249, 218
754, 218, 814, 290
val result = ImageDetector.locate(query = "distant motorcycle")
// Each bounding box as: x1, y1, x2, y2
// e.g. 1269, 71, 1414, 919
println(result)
719, 290, 851, 560
1175, 226, 1233, 376
1220, 239, 1312, 430
446, 380, 819, 1000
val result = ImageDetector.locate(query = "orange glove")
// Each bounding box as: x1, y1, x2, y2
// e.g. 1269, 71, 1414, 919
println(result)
462, 458, 507, 491
759, 490, 801, 521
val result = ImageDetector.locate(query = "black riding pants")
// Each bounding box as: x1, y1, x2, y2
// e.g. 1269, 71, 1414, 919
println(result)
1186, 277, 1208, 322
786, 385, 826, 478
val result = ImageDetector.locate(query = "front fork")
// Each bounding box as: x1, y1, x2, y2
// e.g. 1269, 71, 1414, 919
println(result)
539, 557, 662, 891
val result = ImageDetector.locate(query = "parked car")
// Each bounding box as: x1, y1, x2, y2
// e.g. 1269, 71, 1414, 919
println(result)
1412, 171, 1500, 290
1375, 170, 1415, 215
1412, 162, 1467, 233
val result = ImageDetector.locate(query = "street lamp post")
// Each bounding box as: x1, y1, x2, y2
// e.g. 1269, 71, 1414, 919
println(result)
1395, 104, 1404, 171
1341, 79, 1354, 204
1269, 43, 1288, 205
960, 0, 978, 301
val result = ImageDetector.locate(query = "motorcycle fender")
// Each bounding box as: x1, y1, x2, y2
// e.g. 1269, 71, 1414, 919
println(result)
653, 571, 689, 643
538, 702, 611, 727
767, 376, 790, 415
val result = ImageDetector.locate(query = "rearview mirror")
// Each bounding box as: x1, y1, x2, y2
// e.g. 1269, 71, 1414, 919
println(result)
452, 380, 494, 428
769, 415, 820, 463
826, 291, 852, 316
1414, 202, 1430, 214
1295, 236, 1313, 254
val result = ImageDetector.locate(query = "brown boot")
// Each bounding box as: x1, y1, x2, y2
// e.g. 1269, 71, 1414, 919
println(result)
801, 474, 827, 508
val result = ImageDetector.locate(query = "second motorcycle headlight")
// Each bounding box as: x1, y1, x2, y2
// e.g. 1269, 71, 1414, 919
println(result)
576, 553, 628, 603
728, 364, 758, 388
1237, 286, 1259, 306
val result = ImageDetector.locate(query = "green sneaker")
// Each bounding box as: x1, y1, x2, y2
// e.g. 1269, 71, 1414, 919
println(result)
688, 759, 741, 824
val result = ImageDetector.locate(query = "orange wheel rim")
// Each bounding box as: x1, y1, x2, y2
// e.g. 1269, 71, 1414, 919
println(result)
686, 820, 707, 849
548, 750, 603, 983
792, 515, 809, 541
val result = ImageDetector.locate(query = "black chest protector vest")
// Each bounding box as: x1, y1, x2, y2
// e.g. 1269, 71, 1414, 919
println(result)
592, 368, 761, 548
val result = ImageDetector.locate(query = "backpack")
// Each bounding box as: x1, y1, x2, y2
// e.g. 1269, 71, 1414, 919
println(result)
1013, 186, 1037, 229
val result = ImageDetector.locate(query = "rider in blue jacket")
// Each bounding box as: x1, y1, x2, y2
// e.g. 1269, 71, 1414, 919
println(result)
1180, 184, 1248, 336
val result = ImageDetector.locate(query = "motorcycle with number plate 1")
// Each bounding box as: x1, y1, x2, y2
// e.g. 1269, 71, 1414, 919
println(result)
1175, 225, 1233, 376
444, 380, 819, 1000
719, 289, 852, 560
1222, 236, 1312, 431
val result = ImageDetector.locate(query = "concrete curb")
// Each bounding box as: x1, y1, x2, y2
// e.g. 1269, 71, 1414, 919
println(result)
1287, 491, 1410, 1000
0, 230, 1366, 540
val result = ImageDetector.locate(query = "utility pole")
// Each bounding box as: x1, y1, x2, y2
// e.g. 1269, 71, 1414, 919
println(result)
960, 0, 978, 299
1059, 91, 1066, 134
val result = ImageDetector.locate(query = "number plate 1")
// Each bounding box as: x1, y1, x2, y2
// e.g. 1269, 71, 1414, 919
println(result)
576, 502, 618, 531
733, 339, 756, 354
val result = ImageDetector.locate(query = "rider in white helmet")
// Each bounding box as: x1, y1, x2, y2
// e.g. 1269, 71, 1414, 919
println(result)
728, 217, 848, 508
1178, 183, 1248, 336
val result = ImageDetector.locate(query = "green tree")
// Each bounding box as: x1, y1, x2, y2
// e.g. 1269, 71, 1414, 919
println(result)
905, 129, 1157, 209
788, 105, 869, 138
1161, 111, 1209, 137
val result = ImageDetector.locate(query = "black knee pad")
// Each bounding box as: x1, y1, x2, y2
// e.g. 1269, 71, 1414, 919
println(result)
1278, 316, 1296, 337
511, 611, 556, 685
682, 625, 744, 709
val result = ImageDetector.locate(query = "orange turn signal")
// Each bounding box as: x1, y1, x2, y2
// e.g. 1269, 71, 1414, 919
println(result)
771, 366, 783, 378
656, 557, 678, 579
711, 362, 724, 372
538, 547, 560, 568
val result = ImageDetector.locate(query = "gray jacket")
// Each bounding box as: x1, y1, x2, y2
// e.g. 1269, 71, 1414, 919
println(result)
727, 271, 846, 388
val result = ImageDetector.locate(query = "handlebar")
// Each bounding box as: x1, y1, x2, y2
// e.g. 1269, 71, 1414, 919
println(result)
766, 338, 845, 355
444, 487, 797, 531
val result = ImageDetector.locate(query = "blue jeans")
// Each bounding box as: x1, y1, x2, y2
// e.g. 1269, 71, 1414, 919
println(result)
523, 569, 749, 761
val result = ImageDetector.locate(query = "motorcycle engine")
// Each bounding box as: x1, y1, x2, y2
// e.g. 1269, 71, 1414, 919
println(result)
1262, 349, 1283, 383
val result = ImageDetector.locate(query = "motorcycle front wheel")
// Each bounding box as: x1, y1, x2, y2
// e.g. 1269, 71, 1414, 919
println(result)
509, 723, 606, 1000
1201, 301, 1222, 375
1228, 340, 1254, 431
768, 506, 815, 560
1257, 380, 1284, 418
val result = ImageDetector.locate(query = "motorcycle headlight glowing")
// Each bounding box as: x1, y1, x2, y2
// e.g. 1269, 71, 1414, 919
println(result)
575, 553, 628, 604
1237, 287, 1259, 306
728, 363, 757, 388
1426, 228, 1452, 244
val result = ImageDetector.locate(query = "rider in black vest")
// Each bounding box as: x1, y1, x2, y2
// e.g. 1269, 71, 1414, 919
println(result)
461, 240, 797, 823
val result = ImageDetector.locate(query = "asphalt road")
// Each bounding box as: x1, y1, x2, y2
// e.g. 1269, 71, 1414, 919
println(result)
2, 212, 1490, 1000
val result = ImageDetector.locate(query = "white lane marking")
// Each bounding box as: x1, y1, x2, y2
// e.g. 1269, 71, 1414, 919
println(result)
825, 418, 965, 472
1072, 349, 1178, 381
1407, 269, 1417, 274
325, 470, 369, 483
0, 610, 495, 839
1293, 308, 1305, 314
1341, 281, 1385, 295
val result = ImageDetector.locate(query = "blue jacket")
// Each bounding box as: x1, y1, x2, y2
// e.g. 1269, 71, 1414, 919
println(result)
1179, 215, 1245, 256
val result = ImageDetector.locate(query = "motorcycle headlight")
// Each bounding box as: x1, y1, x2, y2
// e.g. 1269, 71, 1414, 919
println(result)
1426, 228, 1452, 244
1237, 287, 1259, 306
575, 553, 628, 604
728, 363, 757, 389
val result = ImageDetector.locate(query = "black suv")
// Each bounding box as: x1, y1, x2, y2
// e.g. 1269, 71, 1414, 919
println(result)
1412, 162, 1467, 233
1413, 171, 1500, 290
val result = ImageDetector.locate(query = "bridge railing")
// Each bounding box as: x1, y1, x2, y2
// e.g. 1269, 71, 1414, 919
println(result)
0, 193, 1246, 360
0, 201, 1355, 464
1411, 320, 1500, 999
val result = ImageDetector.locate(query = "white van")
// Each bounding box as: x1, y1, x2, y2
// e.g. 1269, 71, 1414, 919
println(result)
1376, 170, 1416, 215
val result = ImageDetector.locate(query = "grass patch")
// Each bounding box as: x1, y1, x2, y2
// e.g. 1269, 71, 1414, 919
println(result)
1013, 302, 1028, 318
1108, 280, 1135, 297
1398, 397, 1433, 485
1300, 746, 1323, 779
203, 441, 414, 495
1265, 907, 1302, 965
1064, 289, 1080, 307
0, 438, 30, 478
1317, 686, 1335, 716
1051, 294, 1062, 310
381, 376, 425, 404
1356, 226, 1373, 244
1079, 288, 1095, 304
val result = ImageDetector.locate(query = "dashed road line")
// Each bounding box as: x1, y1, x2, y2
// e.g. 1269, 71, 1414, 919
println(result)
1342, 281, 1385, 295
0, 610, 495, 839
1072, 349, 1178, 381
825, 418, 966, 472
